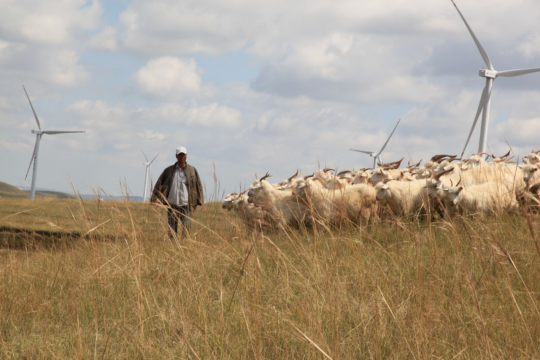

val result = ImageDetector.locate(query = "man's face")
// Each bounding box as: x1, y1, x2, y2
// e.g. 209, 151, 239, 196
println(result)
176, 152, 187, 165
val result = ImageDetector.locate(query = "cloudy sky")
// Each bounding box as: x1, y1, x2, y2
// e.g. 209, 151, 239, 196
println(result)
2, 0, 540, 200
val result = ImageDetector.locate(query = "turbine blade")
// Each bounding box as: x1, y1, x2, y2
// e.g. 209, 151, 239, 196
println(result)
22, 85, 42, 130
497, 67, 540, 77
461, 82, 489, 158
450, 0, 493, 70
25, 138, 38, 180
141, 150, 149, 162
377, 118, 401, 156
149, 152, 160, 165
349, 149, 375, 156
42, 131, 85, 135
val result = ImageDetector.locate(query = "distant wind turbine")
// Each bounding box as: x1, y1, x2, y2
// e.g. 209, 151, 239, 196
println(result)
451, 0, 540, 157
23, 86, 85, 200
349, 118, 401, 168
142, 151, 159, 202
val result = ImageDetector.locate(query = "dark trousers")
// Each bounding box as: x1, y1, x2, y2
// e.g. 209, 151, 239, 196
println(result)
167, 205, 191, 236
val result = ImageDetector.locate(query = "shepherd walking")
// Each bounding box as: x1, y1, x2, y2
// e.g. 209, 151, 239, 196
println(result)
151, 146, 204, 237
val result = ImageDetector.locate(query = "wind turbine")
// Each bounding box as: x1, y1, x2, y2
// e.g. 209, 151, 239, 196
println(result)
142, 151, 159, 202
349, 118, 401, 168
23, 86, 85, 200
451, 0, 540, 157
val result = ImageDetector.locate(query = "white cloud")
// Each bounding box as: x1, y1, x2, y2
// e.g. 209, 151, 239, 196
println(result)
119, 0, 261, 55
132, 57, 205, 99
0, 43, 90, 87
0, 0, 102, 45
517, 32, 540, 60
66, 100, 127, 128
494, 117, 540, 146
4, 0, 540, 198
147, 102, 242, 128
90, 26, 118, 51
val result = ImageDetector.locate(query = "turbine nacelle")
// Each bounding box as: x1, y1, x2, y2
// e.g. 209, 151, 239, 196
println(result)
31, 129, 43, 135
479, 69, 497, 79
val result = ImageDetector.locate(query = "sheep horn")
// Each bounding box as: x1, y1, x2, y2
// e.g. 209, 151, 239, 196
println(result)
500, 150, 511, 160
430, 154, 451, 162
323, 168, 334, 173
431, 154, 457, 163
304, 174, 314, 180
337, 170, 351, 176
433, 168, 453, 180
260, 172, 272, 181
410, 159, 422, 168
382, 178, 392, 184
456, 176, 462, 187
287, 169, 300, 181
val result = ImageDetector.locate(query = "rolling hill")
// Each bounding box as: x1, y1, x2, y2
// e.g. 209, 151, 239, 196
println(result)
0, 181, 75, 199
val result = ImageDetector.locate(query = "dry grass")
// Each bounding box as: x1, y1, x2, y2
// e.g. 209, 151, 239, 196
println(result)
0, 197, 540, 359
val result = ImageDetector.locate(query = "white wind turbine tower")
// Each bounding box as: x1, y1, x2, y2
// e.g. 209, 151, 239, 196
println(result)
23, 86, 86, 200
451, 0, 540, 157
142, 151, 159, 202
349, 118, 401, 168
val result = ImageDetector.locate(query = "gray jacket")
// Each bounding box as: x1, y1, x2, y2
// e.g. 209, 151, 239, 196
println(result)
151, 163, 204, 209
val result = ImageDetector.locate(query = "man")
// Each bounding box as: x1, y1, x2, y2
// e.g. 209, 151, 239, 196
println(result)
151, 146, 204, 236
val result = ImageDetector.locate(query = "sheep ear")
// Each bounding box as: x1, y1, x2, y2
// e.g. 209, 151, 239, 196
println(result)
443, 188, 449, 191
382, 184, 389, 190
436, 183, 442, 189
533, 167, 538, 173
458, 186, 464, 193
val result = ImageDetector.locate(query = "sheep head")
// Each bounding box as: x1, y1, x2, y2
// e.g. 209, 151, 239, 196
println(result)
374, 181, 391, 202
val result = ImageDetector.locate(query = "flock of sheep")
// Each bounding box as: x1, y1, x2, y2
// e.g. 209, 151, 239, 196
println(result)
221, 150, 540, 231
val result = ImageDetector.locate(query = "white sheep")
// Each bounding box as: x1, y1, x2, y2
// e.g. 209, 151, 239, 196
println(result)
523, 150, 540, 165
351, 169, 371, 185
375, 180, 430, 217
445, 181, 518, 216
248, 175, 307, 229
520, 163, 540, 187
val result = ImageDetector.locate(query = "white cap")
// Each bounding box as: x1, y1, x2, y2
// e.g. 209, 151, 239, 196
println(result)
176, 146, 187, 155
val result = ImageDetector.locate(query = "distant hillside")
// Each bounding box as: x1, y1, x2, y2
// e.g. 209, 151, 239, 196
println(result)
0, 182, 75, 199
0, 182, 28, 198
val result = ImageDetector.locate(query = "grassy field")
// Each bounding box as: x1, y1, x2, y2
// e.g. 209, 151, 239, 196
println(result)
1, 197, 540, 358
0, 181, 75, 200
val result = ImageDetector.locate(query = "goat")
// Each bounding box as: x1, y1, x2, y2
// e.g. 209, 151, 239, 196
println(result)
375, 179, 430, 217
248, 176, 307, 230
445, 181, 518, 216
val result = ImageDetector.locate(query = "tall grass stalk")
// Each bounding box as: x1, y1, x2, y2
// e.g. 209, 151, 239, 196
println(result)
0, 193, 540, 358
